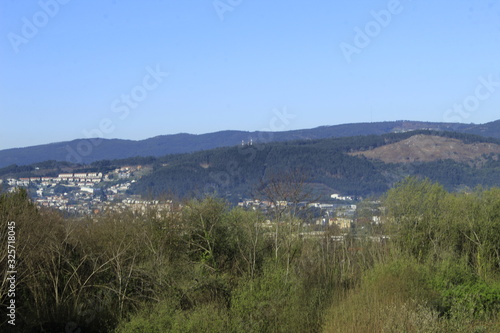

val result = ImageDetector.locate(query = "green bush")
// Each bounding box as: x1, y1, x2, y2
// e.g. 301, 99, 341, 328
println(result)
230, 262, 301, 333
441, 281, 500, 320
116, 301, 230, 333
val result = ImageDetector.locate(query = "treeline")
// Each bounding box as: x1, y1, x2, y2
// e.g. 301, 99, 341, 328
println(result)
411, 157, 500, 189
1, 178, 499, 332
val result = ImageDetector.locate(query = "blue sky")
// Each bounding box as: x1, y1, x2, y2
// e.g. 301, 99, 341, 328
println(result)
1, 0, 499, 150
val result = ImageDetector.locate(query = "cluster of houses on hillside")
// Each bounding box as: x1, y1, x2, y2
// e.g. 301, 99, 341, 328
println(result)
2, 166, 384, 232
3, 167, 147, 215
237, 198, 382, 231
6, 172, 103, 188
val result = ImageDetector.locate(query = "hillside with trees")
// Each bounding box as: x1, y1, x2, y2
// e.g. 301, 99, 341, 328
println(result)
128, 130, 500, 201
2, 130, 500, 204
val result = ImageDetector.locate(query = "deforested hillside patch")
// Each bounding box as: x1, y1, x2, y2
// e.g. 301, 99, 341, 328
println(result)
350, 134, 500, 163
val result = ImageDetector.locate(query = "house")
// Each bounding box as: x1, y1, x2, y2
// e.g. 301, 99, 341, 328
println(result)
329, 217, 353, 229
331, 193, 354, 201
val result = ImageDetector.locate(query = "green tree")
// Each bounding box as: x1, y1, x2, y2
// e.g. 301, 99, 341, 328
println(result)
384, 177, 447, 260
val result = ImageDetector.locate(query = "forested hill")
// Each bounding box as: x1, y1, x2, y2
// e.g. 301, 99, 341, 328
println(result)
2, 130, 499, 201
1, 119, 499, 168
129, 130, 500, 201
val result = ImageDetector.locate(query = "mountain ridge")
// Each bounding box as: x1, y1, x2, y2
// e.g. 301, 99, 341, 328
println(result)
2, 130, 499, 201
1, 119, 499, 168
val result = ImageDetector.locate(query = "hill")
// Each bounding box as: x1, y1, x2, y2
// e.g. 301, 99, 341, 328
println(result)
2, 130, 499, 202
1, 120, 499, 168
127, 130, 500, 201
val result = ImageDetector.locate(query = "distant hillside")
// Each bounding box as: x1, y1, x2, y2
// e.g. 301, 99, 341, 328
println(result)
1, 120, 499, 168
126, 130, 500, 201
350, 135, 500, 163
460, 119, 500, 138
2, 130, 499, 201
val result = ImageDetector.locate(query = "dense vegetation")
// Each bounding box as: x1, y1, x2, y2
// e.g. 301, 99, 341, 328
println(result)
1, 177, 499, 332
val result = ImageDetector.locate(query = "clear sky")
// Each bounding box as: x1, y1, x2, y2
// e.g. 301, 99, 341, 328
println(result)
1, 0, 499, 150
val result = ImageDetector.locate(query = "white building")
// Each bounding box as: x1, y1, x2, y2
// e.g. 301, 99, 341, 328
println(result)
331, 193, 354, 201
80, 187, 95, 194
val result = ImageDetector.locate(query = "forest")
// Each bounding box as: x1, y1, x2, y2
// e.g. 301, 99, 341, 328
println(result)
0, 177, 499, 332
129, 130, 500, 201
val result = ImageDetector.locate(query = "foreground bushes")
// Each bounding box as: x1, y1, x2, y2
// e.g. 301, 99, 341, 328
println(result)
1, 179, 499, 332
323, 256, 500, 333
324, 178, 500, 333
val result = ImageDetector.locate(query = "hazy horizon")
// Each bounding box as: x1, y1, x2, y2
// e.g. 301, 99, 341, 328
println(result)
1, 118, 498, 151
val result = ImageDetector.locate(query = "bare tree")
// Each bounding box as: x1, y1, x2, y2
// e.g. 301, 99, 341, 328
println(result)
256, 169, 316, 275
